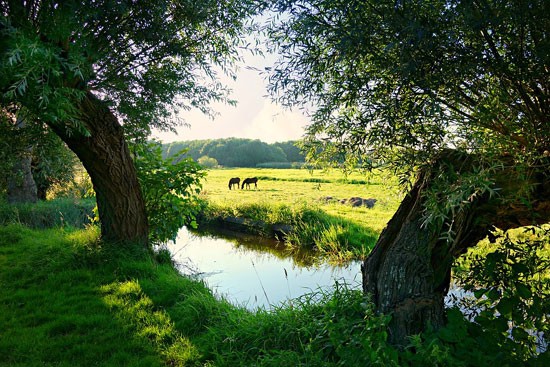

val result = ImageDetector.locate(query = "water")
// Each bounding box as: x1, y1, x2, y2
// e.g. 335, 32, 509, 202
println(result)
166, 226, 547, 352
165, 226, 362, 310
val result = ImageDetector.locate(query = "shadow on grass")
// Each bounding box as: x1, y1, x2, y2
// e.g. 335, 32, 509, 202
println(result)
0, 224, 214, 366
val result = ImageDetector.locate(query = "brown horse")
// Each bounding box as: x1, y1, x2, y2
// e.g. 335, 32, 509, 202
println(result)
241, 177, 258, 189
228, 177, 240, 190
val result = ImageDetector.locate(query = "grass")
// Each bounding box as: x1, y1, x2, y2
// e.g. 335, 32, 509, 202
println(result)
0, 197, 95, 229
0, 224, 223, 366
0, 223, 401, 366
198, 168, 401, 261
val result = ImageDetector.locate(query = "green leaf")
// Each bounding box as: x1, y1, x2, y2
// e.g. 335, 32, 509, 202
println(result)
473, 288, 487, 299
496, 297, 518, 318
511, 327, 530, 342
486, 288, 500, 302
516, 284, 532, 299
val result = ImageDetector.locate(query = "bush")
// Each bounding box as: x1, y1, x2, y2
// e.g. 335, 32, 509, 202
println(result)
256, 162, 291, 169
133, 142, 205, 244
197, 155, 219, 169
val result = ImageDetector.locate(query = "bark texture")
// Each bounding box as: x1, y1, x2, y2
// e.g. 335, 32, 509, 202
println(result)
49, 93, 148, 246
362, 150, 550, 347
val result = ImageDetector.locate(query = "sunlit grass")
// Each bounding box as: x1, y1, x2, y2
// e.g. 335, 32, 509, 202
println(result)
199, 168, 401, 261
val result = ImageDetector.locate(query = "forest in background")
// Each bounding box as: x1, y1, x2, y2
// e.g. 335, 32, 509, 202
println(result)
161, 138, 306, 168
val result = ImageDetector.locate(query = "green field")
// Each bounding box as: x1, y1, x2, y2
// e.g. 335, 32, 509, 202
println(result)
198, 168, 402, 261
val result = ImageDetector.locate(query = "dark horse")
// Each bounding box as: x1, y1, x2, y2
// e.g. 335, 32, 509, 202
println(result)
241, 177, 258, 189
228, 177, 240, 190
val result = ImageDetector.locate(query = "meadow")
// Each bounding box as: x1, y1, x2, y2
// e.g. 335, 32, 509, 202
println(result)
198, 167, 403, 261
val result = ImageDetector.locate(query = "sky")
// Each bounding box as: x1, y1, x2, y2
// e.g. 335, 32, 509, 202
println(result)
151, 48, 310, 145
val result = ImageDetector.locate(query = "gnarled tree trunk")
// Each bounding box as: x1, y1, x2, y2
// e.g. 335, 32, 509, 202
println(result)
362, 150, 550, 347
49, 93, 148, 246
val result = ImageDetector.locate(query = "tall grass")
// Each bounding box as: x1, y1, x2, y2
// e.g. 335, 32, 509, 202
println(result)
196, 284, 399, 366
0, 197, 95, 229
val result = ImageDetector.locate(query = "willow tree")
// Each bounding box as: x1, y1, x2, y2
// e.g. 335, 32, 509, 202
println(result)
0, 0, 261, 245
267, 0, 549, 345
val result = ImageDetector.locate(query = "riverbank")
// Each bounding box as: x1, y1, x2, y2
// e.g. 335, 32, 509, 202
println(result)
0, 224, 400, 366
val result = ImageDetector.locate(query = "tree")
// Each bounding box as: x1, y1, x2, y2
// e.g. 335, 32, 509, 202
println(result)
274, 141, 305, 163
197, 155, 219, 169
267, 0, 549, 346
31, 128, 78, 200
0, 108, 37, 203
0, 110, 77, 201
1, 1, 262, 246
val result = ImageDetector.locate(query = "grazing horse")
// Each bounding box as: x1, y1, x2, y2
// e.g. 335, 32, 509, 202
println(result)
241, 177, 258, 189
228, 177, 240, 190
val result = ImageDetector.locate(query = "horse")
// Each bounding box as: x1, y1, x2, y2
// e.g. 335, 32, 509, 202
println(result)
241, 177, 258, 189
228, 177, 240, 190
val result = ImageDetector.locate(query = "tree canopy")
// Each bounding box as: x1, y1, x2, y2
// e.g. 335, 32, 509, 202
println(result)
267, 0, 549, 173
163, 138, 305, 167
266, 0, 549, 347
1, 0, 262, 138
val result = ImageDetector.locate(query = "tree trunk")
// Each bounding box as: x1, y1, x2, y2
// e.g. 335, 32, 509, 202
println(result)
49, 92, 149, 246
362, 150, 550, 347
7, 115, 37, 204
7, 152, 37, 204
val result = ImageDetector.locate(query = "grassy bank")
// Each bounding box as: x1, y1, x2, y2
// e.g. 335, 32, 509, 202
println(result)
198, 168, 401, 262
0, 224, 399, 366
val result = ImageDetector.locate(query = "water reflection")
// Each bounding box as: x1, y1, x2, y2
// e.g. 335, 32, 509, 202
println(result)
166, 226, 362, 310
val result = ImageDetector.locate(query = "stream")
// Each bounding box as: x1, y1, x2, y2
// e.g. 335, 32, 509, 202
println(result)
165, 226, 362, 310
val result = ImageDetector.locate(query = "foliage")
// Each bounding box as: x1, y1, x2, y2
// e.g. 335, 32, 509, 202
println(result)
46, 166, 94, 200
266, 0, 549, 344
30, 127, 78, 199
273, 141, 305, 163
452, 227, 550, 359
132, 141, 205, 245
400, 305, 550, 366
1, 1, 265, 244
163, 138, 305, 167
267, 0, 549, 174
197, 155, 218, 169
1, 1, 264, 138
0, 111, 77, 200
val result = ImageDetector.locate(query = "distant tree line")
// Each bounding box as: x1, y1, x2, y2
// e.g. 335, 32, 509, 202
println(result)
162, 138, 305, 168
